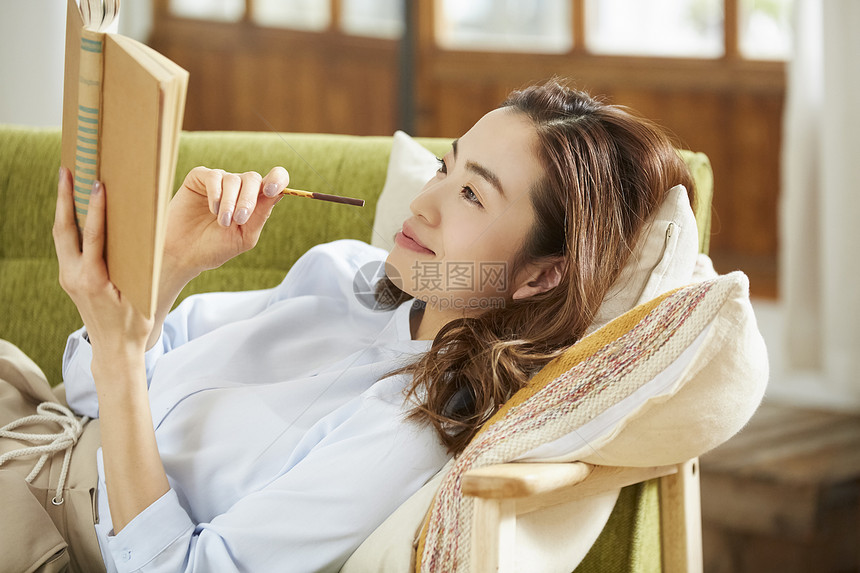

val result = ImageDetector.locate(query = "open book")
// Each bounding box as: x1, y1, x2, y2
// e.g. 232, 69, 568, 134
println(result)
61, 0, 189, 319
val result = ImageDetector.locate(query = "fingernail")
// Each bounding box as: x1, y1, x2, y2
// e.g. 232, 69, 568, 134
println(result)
58, 166, 64, 181
219, 208, 233, 227
212, 200, 220, 215
92, 180, 102, 195
234, 207, 250, 225
264, 183, 278, 197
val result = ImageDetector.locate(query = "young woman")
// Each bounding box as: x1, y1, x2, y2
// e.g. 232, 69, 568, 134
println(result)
5, 80, 693, 572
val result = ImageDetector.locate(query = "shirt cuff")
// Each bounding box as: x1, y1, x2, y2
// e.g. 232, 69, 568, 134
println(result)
62, 327, 99, 418
107, 488, 195, 572
144, 328, 166, 384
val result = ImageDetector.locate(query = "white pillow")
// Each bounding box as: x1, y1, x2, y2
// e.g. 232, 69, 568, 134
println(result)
587, 183, 699, 333
370, 131, 441, 250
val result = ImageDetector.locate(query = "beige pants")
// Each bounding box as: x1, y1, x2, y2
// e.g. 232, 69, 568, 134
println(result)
0, 340, 105, 573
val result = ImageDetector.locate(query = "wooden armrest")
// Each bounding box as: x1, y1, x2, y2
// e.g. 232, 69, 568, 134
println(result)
461, 462, 594, 498
462, 461, 680, 516
462, 460, 702, 573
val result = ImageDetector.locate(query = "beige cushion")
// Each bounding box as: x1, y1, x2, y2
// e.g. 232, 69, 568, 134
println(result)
518, 272, 768, 467
344, 273, 768, 572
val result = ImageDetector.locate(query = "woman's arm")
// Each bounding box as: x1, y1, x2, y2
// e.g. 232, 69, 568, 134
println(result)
92, 351, 168, 532
53, 171, 166, 530
53, 165, 288, 530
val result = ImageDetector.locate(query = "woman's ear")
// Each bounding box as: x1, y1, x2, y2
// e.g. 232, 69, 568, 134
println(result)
511, 257, 566, 300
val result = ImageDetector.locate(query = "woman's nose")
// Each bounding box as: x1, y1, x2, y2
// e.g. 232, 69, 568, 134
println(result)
409, 178, 443, 225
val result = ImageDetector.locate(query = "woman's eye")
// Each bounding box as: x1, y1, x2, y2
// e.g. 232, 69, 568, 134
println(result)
436, 157, 447, 175
460, 186, 483, 208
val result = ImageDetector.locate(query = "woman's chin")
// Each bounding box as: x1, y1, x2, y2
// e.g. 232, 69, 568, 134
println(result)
381, 257, 410, 294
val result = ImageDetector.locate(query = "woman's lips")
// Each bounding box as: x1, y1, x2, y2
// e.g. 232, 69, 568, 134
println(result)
395, 226, 435, 255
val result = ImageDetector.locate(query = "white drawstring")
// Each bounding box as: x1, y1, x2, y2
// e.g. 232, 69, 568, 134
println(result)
0, 402, 89, 505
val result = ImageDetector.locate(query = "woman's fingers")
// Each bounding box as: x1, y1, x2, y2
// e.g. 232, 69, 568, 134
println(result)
81, 180, 106, 267
182, 166, 224, 215
261, 166, 290, 198
53, 168, 110, 297
242, 166, 289, 234
182, 165, 290, 227
234, 171, 263, 225
214, 172, 240, 226
53, 167, 81, 263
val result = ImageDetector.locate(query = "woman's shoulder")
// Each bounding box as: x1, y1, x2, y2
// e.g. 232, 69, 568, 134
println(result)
296, 239, 389, 279
276, 240, 390, 302
303, 239, 388, 266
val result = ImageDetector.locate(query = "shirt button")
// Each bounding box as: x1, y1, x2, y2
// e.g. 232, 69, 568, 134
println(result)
121, 549, 132, 562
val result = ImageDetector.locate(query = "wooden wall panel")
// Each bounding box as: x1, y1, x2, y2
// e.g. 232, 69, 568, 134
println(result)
149, 18, 400, 136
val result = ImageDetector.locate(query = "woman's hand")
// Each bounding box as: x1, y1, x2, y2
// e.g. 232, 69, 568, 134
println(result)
162, 166, 289, 282
53, 167, 154, 359
146, 166, 288, 351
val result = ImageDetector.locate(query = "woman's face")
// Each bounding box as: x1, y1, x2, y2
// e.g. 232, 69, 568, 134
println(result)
386, 108, 543, 314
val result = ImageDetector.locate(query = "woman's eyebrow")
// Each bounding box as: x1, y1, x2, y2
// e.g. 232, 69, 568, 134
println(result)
451, 139, 507, 199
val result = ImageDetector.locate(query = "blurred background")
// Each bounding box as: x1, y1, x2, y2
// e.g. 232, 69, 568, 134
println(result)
1, 1, 858, 571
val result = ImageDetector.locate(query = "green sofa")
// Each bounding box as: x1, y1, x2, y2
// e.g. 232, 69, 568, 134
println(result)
0, 125, 714, 572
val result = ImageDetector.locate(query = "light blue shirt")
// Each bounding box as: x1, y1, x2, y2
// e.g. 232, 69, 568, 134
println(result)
62, 240, 450, 573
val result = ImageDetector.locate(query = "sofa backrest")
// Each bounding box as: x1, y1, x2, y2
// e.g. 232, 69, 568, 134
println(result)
0, 126, 712, 388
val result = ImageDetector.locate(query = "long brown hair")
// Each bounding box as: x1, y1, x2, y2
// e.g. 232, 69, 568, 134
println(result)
379, 80, 694, 454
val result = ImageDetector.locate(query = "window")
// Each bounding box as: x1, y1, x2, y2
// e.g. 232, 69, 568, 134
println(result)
739, 0, 793, 59
341, 0, 404, 39
164, 0, 793, 59
252, 0, 330, 31
166, 0, 405, 37
168, 0, 243, 22
586, 0, 724, 58
434, 0, 793, 60
436, 0, 573, 54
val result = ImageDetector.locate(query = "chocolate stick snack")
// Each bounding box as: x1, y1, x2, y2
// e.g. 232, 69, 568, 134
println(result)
282, 188, 365, 207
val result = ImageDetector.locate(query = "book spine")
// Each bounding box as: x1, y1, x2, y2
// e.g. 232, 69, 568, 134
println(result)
73, 29, 104, 234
